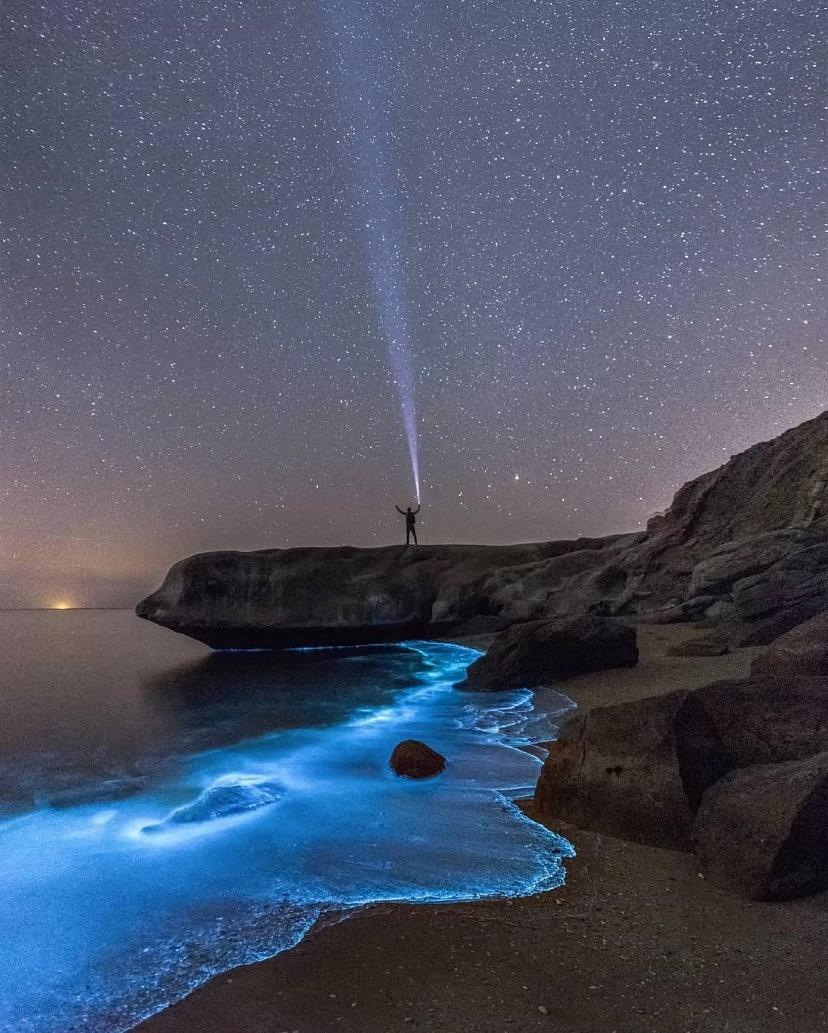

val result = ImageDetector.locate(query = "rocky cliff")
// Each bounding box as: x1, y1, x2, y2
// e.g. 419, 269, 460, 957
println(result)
137, 410, 828, 649
606, 408, 828, 642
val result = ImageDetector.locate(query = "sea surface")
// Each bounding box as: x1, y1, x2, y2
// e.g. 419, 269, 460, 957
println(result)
0, 610, 574, 1033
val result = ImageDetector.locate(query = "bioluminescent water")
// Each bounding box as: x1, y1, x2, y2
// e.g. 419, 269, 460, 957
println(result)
325, 0, 421, 501
0, 612, 573, 1033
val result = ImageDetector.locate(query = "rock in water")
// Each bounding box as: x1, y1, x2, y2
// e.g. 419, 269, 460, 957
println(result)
692, 752, 828, 901
751, 610, 828, 676
390, 740, 446, 779
462, 616, 639, 692
144, 777, 285, 833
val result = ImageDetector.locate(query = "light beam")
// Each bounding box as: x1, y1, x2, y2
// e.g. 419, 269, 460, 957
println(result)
324, 0, 421, 502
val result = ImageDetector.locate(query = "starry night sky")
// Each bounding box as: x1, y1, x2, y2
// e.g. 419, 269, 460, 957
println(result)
2, 0, 825, 607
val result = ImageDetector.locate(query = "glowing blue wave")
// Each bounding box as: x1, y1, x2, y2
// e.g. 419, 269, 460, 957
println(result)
0, 642, 573, 1032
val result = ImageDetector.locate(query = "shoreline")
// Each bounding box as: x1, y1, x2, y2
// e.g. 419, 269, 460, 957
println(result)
134, 625, 828, 1033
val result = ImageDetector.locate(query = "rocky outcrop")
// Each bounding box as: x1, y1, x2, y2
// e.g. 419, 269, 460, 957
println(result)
535, 691, 692, 848
535, 674, 828, 898
535, 676, 828, 860
135, 539, 634, 649
751, 611, 828, 676
389, 740, 446, 778
612, 410, 828, 642
665, 633, 728, 657
137, 410, 828, 650
692, 752, 828, 901
461, 616, 638, 692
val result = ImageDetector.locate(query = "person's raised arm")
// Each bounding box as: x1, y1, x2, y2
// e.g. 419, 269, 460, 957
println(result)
395, 505, 405, 515
414, 504, 421, 514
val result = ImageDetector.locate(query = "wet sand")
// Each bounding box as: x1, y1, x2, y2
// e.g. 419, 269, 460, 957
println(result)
135, 625, 828, 1033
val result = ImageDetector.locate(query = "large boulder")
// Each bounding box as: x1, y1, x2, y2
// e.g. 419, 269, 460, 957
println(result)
461, 616, 639, 692
389, 740, 446, 779
692, 752, 828, 900
534, 676, 828, 851
535, 692, 693, 849
752, 611, 828, 677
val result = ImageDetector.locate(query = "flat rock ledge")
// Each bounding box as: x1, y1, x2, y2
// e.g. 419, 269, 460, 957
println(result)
134, 540, 632, 649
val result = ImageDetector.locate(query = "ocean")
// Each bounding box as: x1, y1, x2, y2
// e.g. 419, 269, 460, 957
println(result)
0, 610, 573, 1033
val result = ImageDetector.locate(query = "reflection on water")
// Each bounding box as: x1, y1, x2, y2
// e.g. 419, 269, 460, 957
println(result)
0, 611, 574, 1033
0, 613, 419, 811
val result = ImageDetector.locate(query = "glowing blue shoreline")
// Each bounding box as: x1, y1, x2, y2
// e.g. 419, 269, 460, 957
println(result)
0, 641, 574, 1033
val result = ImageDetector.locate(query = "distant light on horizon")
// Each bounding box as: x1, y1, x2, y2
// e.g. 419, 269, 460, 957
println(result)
50, 600, 74, 610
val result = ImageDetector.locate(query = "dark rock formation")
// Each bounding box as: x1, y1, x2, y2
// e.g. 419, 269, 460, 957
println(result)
535, 691, 692, 849
534, 675, 828, 853
135, 538, 634, 649
752, 611, 828, 677
137, 410, 828, 650
614, 410, 828, 643
692, 752, 828, 901
461, 616, 638, 692
389, 740, 446, 779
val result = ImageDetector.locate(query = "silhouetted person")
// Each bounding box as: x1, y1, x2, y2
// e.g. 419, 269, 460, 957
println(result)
395, 503, 420, 545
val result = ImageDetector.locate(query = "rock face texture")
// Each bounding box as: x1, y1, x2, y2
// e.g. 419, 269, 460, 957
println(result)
389, 740, 446, 779
751, 611, 828, 677
692, 752, 828, 901
462, 616, 638, 692
135, 539, 633, 649
535, 690, 693, 849
608, 409, 828, 644
137, 410, 828, 650
535, 675, 828, 897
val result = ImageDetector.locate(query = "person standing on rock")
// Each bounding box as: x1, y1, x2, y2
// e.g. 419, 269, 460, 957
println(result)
395, 503, 420, 545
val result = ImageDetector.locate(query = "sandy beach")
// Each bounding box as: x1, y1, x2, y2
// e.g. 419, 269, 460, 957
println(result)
135, 626, 828, 1033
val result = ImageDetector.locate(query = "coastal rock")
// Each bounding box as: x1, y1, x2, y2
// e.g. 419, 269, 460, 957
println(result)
624, 410, 828, 637
643, 411, 828, 559
389, 740, 446, 778
534, 692, 693, 849
685, 531, 808, 599
136, 539, 632, 649
692, 752, 828, 900
461, 616, 639, 692
685, 675, 828, 768
751, 611, 828, 676
534, 675, 828, 851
